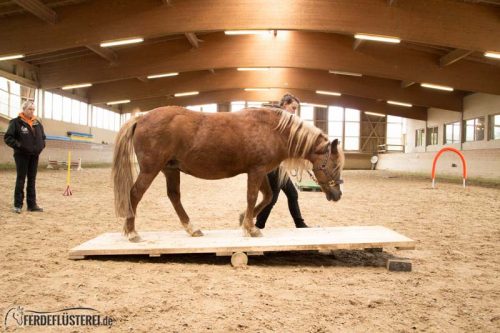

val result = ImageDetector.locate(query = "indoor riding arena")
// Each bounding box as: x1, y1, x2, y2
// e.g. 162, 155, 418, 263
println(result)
1, 1, 499, 332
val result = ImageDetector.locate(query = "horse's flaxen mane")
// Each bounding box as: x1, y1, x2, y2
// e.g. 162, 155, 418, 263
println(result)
272, 108, 337, 183
274, 108, 326, 158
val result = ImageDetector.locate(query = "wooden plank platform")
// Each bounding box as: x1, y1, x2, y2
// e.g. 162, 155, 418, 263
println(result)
295, 180, 322, 192
69, 226, 415, 260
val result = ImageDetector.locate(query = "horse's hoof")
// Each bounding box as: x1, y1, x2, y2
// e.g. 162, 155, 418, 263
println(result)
128, 232, 142, 243
191, 229, 204, 237
238, 212, 245, 226
250, 227, 263, 237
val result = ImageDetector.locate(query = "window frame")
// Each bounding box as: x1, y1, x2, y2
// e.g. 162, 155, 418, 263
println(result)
415, 128, 425, 147
489, 113, 500, 141
464, 117, 485, 142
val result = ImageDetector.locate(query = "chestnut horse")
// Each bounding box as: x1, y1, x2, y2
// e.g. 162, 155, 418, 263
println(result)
112, 106, 344, 242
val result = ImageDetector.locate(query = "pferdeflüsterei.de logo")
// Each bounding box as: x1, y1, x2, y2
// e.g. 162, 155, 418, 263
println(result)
4, 306, 114, 329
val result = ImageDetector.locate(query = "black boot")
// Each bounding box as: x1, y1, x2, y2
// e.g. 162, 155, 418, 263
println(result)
295, 220, 309, 228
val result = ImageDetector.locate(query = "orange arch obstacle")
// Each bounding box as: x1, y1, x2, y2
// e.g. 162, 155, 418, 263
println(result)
431, 147, 467, 188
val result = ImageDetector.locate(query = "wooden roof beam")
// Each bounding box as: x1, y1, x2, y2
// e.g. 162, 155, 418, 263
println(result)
401, 81, 415, 88
184, 32, 201, 48
1, 0, 498, 56
353, 39, 364, 51
38, 32, 500, 95
87, 67, 464, 111
439, 49, 474, 67
86, 45, 118, 64
12, 0, 57, 24
119, 88, 428, 120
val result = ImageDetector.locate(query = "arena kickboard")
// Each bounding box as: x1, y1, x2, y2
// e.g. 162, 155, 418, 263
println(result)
69, 226, 415, 259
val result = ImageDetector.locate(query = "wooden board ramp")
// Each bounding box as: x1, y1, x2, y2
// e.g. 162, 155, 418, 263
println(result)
69, 226, 415, 270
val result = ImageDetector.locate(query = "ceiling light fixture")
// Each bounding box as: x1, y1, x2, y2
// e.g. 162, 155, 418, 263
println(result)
0, 54, 24, 61
224, 30, 271, 35
106, 99, 130, 105
303, 102, 328, 108
364, 111, 386, 117
329, 70, 363, 77
387, 100, 412, 107
174, 91, 199, 97
484, 51, 500, 59
316, 90, 341, 96
62, 83, 92, 90
420, 83, 454, 92
237, 67, 269, 71
147, 72, 179, 79
354, 33, 401, 44
100, 37, 144, 48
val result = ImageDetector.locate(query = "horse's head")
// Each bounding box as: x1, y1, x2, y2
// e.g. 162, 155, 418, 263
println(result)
310, 139, 344, 202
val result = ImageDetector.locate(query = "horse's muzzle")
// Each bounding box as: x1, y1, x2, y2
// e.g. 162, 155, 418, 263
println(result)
326, 189, 342, 202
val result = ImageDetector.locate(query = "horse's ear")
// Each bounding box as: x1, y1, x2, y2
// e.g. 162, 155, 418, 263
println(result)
314, 140, 329, 154
331, 139, 339, 154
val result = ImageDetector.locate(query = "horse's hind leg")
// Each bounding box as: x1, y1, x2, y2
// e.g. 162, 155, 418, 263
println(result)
124, 170, 158, 242
163, 168, 203, 237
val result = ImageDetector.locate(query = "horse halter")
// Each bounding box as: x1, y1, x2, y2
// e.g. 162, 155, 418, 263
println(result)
310, 143, 344, 188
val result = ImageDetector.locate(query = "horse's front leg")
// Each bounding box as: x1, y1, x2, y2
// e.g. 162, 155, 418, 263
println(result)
242, 169, 266, 237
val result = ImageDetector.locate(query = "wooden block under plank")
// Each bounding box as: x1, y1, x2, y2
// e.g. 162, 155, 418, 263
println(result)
387, 258, 412, 272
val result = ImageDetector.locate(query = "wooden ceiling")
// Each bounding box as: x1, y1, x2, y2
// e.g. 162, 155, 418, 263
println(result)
0, 0, 499, 120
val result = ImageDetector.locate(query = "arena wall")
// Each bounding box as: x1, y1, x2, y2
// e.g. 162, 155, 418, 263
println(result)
377, 93, 500, 180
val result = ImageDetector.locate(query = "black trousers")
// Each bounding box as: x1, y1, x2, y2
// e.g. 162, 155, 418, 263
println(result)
13, 153, 39, 209
256, 169, 304, 228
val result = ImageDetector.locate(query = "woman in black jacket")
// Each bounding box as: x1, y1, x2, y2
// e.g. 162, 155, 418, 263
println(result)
255, 93, 308, 229
4, 101, 46, 213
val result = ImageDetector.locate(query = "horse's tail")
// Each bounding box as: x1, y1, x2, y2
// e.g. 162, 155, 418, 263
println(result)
112, 116, 140, 218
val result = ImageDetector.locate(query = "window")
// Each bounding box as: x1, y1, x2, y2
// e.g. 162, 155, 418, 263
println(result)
327, 106, 360, 151
71, 99, 80, 124
44, 92, 53, 119
231, 101, 265, 112
52, 93, 63, 121
465, 117, 485, 142
300, 105, 314, 127
426, 126, 438, 146
0, 77, 39, 119
121, 113, 131, 126
311, 107, 325, 133
444, 122, 460, 144
344, 108, 360, 150
230, 101, 246, 112
415, 129, 425, 147
0, 77, 8, 116
246, 101, 263, 108
114, 112, 120, 131
103, 109, 110, 130
187, 104, 217, 113
187, 105, 202, 112
79, 102, 88, 126
8, 81, 21, 118
62, 97, 71, 123
90, 107, 118, 131
92, 106, 107, 129
489, 114, 500, 140
387, 115, 405, 151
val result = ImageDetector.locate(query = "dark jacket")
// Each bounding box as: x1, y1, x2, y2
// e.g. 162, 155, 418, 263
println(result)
4, 116, 46, 155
